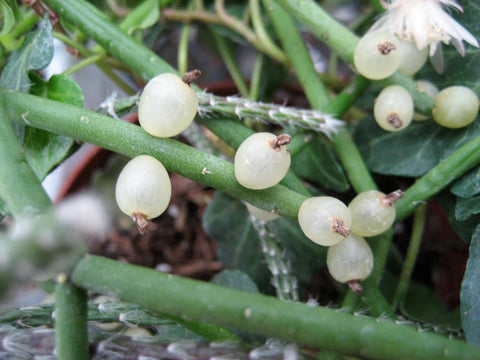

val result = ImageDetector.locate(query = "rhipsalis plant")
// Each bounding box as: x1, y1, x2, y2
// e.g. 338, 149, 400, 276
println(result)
1, 0, 480, 359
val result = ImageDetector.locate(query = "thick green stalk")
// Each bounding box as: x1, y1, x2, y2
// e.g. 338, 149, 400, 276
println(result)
262, 0, 329, 110
395, 134, 480, 221
55, 274, 89, 360
43, 0, 175, 81
0, 103, 51, 217
72, 255, 480, 360
324, 76, 369, 117
331, 129, 377, 192
392, 204, 427, 310
0, 88, 306, 218
273, 0, 358, 62
250, 0, 289, 68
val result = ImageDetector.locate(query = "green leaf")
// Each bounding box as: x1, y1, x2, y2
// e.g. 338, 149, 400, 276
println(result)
451, 165, 480, 198
203, 191, 326, 290
210, 269, 259, 293
402, 281, 461, 329
23, 74, 82, 180
455, 195, 480, 221
203, 191, 270, 289
291, 136, 349, 192
461, 224, 480, 345
354, 116, 480, 177
0, 0, 15, 35
435, 191, 480, 242
0, 14, 53, 92
44, 74, 84, 107
126, 0, 160, 35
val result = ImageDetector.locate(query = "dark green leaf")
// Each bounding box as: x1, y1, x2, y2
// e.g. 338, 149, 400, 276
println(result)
203, 191, 270, 289
402, 281, 461, 329
461, 224, 480, 345
455, 196, 480, 221
23, 128, 74, 180
291, 136, 349, 192
354, 115, 480, 177
23, 74, 82, 180
0, 14, 53, 92
435, 191, 480, 242
451, 165, 480, 198
210, 269, 259, 293
268, 215, 327, 285
203, 191, 326, 290
44, 74, 84, 107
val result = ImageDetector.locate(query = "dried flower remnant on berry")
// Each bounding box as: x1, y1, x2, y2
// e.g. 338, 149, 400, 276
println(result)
378, 41, 397, 55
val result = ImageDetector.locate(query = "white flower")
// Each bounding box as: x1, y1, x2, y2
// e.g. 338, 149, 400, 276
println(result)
369, 0, 478, 57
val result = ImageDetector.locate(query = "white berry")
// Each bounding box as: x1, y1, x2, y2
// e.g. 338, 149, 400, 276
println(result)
354, 31, 401, 80
234, 132, 291, 190
115, 155, 171, 232
327, 233, 374, 285
138, 72, 198, 138
374, 85, 413, 131
298, 196, 352, 246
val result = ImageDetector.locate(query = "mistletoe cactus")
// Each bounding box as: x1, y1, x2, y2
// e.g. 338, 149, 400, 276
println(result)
1, 0, 480, 359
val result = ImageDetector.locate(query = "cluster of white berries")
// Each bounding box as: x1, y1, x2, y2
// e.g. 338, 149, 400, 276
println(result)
234, 133, 403, 292
353, 0, 479, 132
115, 72, 199, 233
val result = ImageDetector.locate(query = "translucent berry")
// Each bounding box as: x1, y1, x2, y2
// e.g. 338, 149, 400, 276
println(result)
234, 132, 291, 190
354, 31, 401, 80
298, 196, 352, 246
138, 71, 199, 138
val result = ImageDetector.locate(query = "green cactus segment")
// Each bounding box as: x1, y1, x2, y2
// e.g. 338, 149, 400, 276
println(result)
55, 275, 89, 360
0, 88, 306, 219
72, 255, 480, 360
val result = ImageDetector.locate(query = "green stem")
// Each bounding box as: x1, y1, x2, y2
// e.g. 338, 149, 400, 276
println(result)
392, 203, 427, 310
63, 53, 105, 75
263, 0, 329, 110
72, 255, 480, 360
272, 0, 358, 63
10, 10, 39, 38
360, 277, 395, 319
249, 0, 288, 67
249, 52, 263, 101
324, 76, 369, 117
395, 134, 480, 221
0, 88, 306, 219
44, 0, 175, 81
331, 129, 377, 193
55, 274, 89, 360
0, 103, 51, 217
211, 30, 249, 97
178, 21, 191, 75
